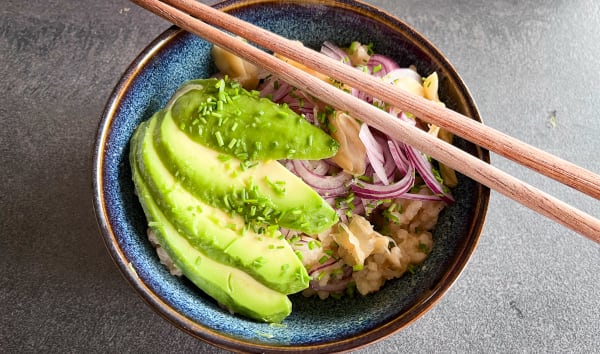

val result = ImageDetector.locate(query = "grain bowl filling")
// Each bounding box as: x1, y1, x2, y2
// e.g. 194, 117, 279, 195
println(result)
132, 40, 457, 322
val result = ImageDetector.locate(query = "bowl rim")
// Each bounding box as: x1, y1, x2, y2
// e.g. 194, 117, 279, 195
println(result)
92, 0, 490, 352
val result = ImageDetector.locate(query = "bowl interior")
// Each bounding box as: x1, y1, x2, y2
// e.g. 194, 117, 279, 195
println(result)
93, 0, 489, 352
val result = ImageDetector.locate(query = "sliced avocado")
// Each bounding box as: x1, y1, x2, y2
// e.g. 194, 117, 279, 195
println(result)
170, 78, 339, 161
134, 116, 309, 294
154, 108, 338, 234
129, 154, 292, 322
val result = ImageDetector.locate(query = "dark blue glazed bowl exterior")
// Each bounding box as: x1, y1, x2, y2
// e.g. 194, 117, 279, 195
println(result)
93, 1, 489, 352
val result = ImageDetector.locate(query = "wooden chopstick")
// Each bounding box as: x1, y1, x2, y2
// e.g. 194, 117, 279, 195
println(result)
130, 0, 600, 243
162, 0, 600, 202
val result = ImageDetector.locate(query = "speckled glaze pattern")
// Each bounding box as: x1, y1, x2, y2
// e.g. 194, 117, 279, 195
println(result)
92, 0, 490, 352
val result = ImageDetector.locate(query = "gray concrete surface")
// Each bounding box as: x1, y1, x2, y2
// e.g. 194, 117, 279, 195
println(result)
1, 0, 598, 352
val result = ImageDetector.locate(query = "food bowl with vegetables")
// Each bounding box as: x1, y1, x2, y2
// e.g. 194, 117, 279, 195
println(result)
93, 0, 490, 352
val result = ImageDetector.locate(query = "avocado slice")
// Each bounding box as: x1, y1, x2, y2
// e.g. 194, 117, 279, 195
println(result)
129, 152, 292, 322
170, 78, 339, 161
134, 117, 309, 294
154, 105, 338, 234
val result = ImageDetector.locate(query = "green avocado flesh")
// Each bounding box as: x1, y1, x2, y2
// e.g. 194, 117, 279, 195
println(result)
129, 78, 340, 322
130, 149, 292, 322
170, 78, 339, 161
155, 80, 339, 234
135, 118, 309, 294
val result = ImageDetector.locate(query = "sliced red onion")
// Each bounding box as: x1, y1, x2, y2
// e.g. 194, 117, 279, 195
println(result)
388, 139, 410, 175
398, 112, 417, 125
302, 159, 331, 176
352, 199, 366, 216
308, 258, 339, 275
303, 111, 316, 125
292, 160, 351, 196
367, 54, 399, 77
350, 86, 371, 102
400, 192, 444, 202
351, 167, 414, 199
279, 227, 293, 238
321, 41, 351, 64
379, 134, 396, 182
404, 145, 454, 204
310, 278, 351, 293
359, 124, 389, 185
259, 78, 292, 102
323, 196, 337, 207
280, 88, 317, 108
338, 213, 349, 224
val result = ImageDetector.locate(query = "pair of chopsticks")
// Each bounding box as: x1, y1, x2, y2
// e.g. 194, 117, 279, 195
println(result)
130, 0, 600, 243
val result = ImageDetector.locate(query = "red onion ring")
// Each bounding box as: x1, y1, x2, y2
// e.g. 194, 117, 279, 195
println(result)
308, 257, 339, 275
404, 145, 454, 203
321, 41, 351, 63
292, 160, 351, 196
367, 54, 400, 77
359, 124, 388, 185
351, 166, 414, 199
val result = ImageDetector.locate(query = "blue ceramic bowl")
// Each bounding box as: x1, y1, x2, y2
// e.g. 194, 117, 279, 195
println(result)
93, 0, 489, 352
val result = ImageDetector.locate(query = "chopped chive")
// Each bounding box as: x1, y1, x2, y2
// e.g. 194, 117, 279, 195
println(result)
215, 131, 224, 146
346, 193, 355, 203
331, 268, 343, 277
358, 175, 373, 182
223, 195, 231, 209
218, 154, 231, 162
407, 264, 417, 274
227, 138, 237, 149
352, 264, 364, 271
253, 257, 266, 268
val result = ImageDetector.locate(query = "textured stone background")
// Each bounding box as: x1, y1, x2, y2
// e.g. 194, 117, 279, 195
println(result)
1, 0, 598, 352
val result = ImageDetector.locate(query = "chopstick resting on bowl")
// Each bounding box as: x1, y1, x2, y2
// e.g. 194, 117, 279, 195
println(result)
130, 0, 600, 243
161, 0, 600, 202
